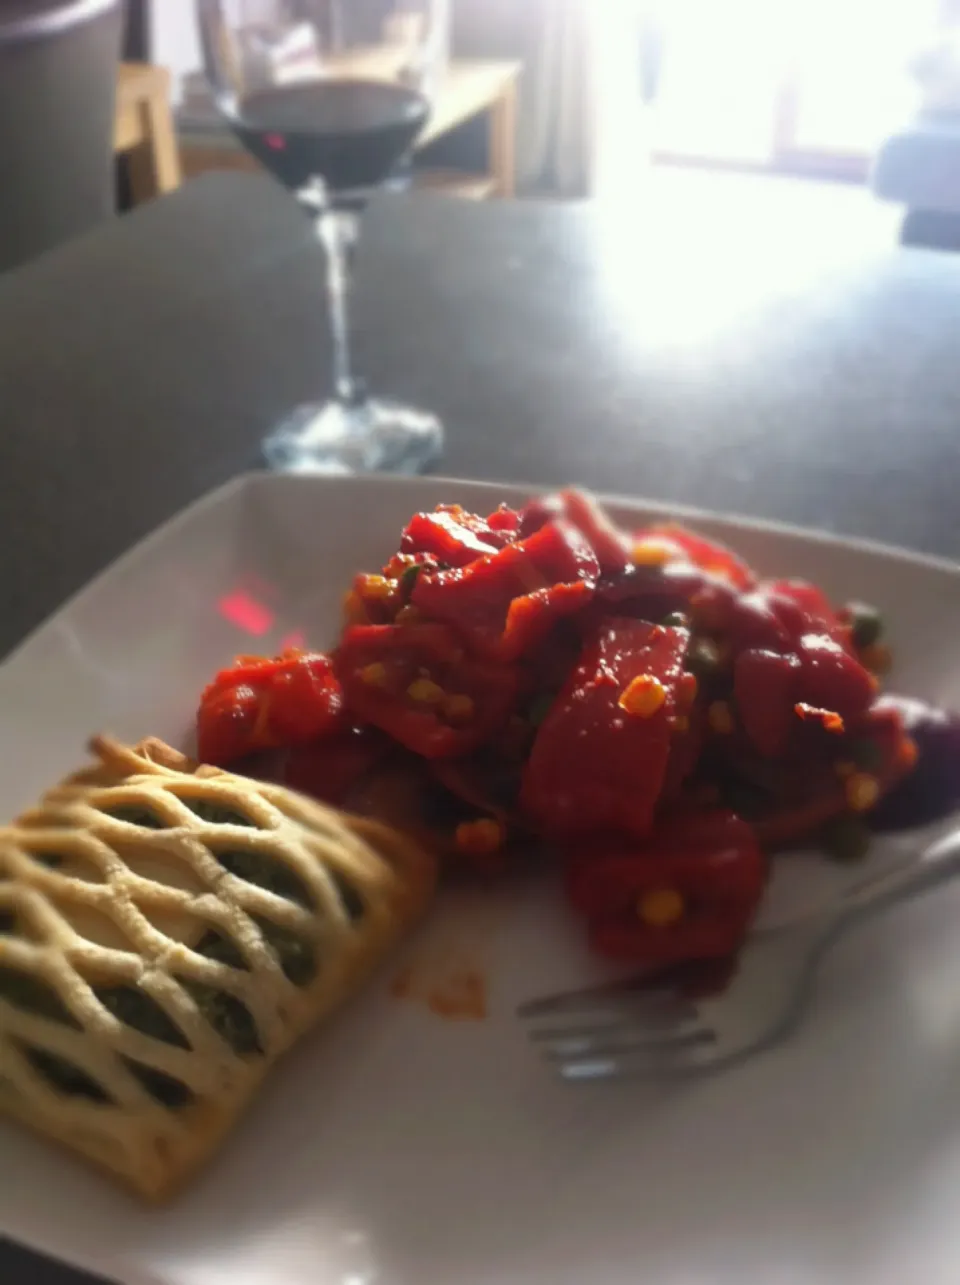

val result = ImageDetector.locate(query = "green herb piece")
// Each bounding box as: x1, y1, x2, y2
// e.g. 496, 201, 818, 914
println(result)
400, 564, 422, 599
22, 1045, 113, 1103
103, 806, 167, 829
685, 637, 722, 680
183, 798, 255, 827
94, 984, 190, 1048
122, 1057, 194, 1109
846, 601, 884, 651
0, 966, 80, 1028
180, 981, 261, 1056
253, 916, 317, 987
215, 850, 314, 909
194, 928, 249, 971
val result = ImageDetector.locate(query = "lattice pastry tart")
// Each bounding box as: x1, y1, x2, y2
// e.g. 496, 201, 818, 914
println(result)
0, 736, 436, 1201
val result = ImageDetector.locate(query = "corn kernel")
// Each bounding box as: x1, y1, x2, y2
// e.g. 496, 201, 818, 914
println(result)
359, 574, 394, 601
444, 693, 475, 723
360, 662, 387, 688
455, 818, 504, 856
395, 604, 422, 625
835, 760, 857, 778
638, 887, 685, 928
342, 590, 368, 627
672, 715, 690, 733
846, 772, 880, 812
407, 677, 445, 704
631, 537, 677, 568
708, 701, 734, 735
618, 674, 667, 717
898, 736, 919, 771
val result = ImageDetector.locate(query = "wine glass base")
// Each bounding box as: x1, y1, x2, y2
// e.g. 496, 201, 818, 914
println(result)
262, 397, 444, 475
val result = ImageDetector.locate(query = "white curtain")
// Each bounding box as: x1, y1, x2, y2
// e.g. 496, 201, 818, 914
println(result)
453, 0, 597, 198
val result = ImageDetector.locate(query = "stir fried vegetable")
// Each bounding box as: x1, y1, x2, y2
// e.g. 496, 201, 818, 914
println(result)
197, 489, 923, 973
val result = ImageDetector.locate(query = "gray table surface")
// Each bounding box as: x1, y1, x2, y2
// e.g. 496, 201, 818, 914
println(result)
3, 170, 960, 1283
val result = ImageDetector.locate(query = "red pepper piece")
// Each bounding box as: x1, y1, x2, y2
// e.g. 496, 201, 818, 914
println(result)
336, 622, 518, 759
485, 503, 522, 537
411, 519, 599, 661
265, 652, 345, 743
727, 580, 850, 655
751, 793, 848, 850
590, 562, 734, 633
430, 750, 519, 823
197, 650, 344, 765
201, 653, 284, 700
514, 491, 632, 574
400, 506, 503, 568
734, 648, 801, 757
521, 620, 689, 839
641, 523, 756, 592
558, 489, 632, 575
795, 633, 876, 720
767, 579, 848, 645
749, 703, 914, 848
516, 494, 565, 538
283, 725, 388, 806
566, 810, 766, 966
728, 590, 794, 652
502, 581, 594, 657
197, 682, 262, 764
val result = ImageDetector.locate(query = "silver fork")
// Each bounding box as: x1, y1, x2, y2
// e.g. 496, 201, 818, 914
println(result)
518, 828, 960, 1081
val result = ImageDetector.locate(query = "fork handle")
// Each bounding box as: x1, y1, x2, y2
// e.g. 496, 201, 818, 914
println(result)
834, 828, 960, 930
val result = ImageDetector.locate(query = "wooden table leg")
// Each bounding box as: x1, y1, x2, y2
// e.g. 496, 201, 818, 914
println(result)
126, 70, 182, 204
489, 78, 517, 198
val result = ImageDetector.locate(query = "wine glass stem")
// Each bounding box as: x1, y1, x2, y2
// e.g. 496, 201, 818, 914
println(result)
316, 207, 362, 406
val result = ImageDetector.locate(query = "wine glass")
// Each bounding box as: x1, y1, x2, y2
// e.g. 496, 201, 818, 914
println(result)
197, 0, 445, 475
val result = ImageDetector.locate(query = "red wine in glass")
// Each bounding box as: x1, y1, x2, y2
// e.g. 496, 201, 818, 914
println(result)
197, 0, 445, 475
229, 79, 430, 198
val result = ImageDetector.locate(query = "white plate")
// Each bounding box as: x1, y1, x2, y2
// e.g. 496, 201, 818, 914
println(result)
5, 474, 960, 1285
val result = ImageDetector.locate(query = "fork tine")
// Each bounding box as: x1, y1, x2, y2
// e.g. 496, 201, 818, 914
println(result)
526, 995, 701, 1040
528, 1013, 700, 1047
555, 1036, 726, 1082
539, 1025, 714, 1063
517, 982, 681, 1022
520, 995, 700, 1049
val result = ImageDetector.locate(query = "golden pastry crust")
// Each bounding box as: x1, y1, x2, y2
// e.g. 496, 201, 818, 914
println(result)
0, 736, 436, 1201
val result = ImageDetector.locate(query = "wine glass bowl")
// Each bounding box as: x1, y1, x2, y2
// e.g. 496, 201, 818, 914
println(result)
197, 0, 446, 475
